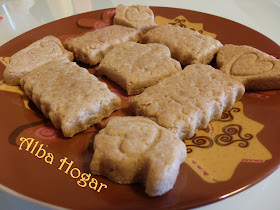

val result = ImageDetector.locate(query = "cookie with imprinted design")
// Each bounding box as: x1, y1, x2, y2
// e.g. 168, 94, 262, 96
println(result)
64, 25, 140, 66
217, 44, 280, 90
3, 35, 74, 85
90, 116, 187, 197
96, 42, 181, 95
141, 24, 222, 66
113, 4, 157, 32
130, 64, 245, 139
20, 60, 121, 137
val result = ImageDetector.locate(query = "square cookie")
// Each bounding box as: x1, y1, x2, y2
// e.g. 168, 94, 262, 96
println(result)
20, 60, 121, 137
64, 25, 141, 66
113, 4, 157, 32
130, 64, 245, 139
3, 35, 74, 85
96, 42, 181, 95
141, 24, 223, 66
216, 44, 280, 90
90, 116, 187, 197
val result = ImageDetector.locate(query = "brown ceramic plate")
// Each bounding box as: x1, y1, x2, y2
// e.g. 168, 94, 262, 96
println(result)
0, 7, 280, 210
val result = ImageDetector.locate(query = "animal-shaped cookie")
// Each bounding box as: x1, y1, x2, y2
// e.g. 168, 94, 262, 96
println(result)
113, 4, 157, 32
3, 36, 74, 85
90, 116, 187, 197
96, 42, 181, 95
217, 44, 280, 90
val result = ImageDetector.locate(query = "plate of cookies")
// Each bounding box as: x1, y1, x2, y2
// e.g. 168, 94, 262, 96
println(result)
0, 4, 280, 209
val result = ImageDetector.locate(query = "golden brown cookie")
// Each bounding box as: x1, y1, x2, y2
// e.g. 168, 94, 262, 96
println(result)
20, 60, 121, 137
64, 25, 140, 66
3, 36, 74, 85
113, 4, 157, 32
130, 64, 245, 139
96, 42, 181, 95
217, 44, 280, 90
90, 116, 187, 197
141, 24, 222, 66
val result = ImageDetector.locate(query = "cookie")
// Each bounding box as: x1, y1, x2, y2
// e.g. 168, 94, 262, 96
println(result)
3, 35, 74, 85
90, 116, 187, 197
96, 42, 181, 95
216, 44, 280, 90
64, 25, 141, 66
113, 4, 157, 32
141, 24, 223, 66
20, 60, 121, 137
130, 64, 245, 139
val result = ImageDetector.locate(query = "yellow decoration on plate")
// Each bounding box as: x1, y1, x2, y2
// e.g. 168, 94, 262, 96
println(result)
184, 101, 272, 183
0, 80, 30, 109
0, 56, 9, 67
0, 57, 30, 109
155, 15, 217, 38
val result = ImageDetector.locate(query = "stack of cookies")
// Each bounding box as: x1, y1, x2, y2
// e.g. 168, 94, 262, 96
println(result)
3, 4, 279, 197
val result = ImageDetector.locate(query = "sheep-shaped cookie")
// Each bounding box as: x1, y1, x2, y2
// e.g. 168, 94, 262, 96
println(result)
90, 116, 187, 196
